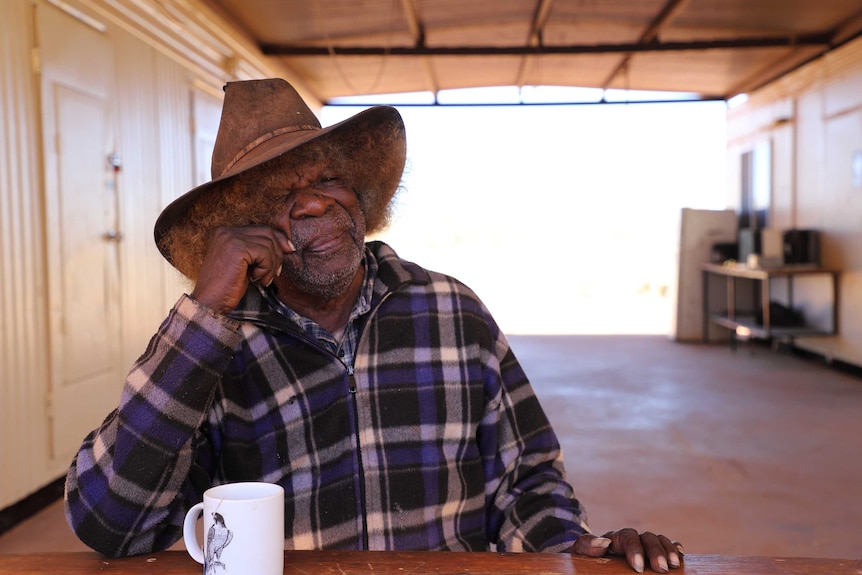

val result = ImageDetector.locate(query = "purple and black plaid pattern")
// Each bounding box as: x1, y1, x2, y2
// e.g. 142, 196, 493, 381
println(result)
64, 242, 589, 558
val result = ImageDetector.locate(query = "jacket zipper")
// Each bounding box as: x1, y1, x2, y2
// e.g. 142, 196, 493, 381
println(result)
346, 364, 369, 549
348, 365, 357, 393
236, 282, 413, 551
345, 289, 401, 550
240, 318, 373, 548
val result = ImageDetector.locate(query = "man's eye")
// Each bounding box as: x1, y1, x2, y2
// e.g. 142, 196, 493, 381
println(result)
318, 177, 344, 188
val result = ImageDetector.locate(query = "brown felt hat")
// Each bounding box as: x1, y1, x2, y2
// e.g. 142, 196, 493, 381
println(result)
154, 78, 406, 264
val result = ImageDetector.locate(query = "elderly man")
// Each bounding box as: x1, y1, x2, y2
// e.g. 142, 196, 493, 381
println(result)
65, 78, 683, 573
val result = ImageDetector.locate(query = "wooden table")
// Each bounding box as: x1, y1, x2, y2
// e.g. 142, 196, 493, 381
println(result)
1, 550, 860, 575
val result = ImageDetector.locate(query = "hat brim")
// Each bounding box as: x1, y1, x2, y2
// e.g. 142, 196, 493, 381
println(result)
154, 105, 405, 263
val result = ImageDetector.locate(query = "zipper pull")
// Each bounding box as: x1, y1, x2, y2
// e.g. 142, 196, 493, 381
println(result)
347, 365, 357, 393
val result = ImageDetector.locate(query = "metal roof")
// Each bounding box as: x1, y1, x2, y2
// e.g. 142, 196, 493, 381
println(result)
203, 0, 862, 103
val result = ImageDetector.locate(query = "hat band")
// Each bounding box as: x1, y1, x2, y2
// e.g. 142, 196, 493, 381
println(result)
220, 124, 319, 177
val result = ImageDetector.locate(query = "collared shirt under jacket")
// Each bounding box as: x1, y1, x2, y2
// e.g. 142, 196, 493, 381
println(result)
64, 241, 589, 557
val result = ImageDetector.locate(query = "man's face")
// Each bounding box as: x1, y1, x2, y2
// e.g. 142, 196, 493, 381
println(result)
265, 159, 367, 301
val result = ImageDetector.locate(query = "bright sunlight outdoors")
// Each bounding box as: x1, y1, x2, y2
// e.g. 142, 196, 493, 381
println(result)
322, 87, 729, 335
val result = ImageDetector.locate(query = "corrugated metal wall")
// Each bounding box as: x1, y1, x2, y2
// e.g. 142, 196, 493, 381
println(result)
113, 30, 191, 370
0, 0, 53, 508
0, 0, 289, 510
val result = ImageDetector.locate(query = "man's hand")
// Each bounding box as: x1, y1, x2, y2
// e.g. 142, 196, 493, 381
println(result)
571, 528, 684, 574
190, 226, 295, 315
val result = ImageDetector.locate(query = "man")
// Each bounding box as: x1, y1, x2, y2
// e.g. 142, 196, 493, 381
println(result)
65, 78, 683, 573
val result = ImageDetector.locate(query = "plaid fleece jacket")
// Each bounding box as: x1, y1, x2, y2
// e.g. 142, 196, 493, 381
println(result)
65, 241, 589, 557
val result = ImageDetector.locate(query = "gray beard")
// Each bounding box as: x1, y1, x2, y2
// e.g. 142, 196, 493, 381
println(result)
281, 243, 363, 300
280, 206, 366, 300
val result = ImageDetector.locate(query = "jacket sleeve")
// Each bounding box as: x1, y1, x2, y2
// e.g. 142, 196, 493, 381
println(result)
64, 295, 243, 557
481, 330, 591, 553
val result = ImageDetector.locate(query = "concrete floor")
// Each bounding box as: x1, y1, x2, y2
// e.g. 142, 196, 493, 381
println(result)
1, 336, 861, 558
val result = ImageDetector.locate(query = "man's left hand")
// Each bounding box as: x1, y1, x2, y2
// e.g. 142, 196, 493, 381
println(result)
570, 528, 684, 573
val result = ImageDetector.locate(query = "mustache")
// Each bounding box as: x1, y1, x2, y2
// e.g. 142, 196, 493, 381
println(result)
289, 207, 355, 250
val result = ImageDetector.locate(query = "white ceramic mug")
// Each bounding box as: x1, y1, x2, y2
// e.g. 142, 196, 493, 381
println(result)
183, 482, 284, 575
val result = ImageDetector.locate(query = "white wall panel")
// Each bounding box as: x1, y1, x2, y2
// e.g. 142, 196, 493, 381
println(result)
113, 30, 176, 370
728, 35, 862, 365
0, 0, 56, 508
154, 53, 198, 316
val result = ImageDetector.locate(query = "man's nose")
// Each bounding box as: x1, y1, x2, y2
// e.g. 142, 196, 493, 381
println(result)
289, 188, 334, 219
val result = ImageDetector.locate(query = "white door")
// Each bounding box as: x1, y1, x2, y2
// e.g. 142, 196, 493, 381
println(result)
38, 3, 124, 460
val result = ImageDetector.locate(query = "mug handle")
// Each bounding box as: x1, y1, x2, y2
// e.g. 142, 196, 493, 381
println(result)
183, 502, 205, 564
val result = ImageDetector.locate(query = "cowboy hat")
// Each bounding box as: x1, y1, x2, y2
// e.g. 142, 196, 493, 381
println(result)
153, 78, 406, 265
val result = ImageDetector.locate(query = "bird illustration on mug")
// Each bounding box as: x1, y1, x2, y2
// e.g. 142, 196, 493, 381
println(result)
205, 512, 233, 574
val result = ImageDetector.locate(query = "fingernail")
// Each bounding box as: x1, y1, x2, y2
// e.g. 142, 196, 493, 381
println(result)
669, 552, 680, 568
277, 264, 283, 276
675, 543, 686, 556
266, 277, 274, 287
591, 537, 612, 549
657, 556, 669, 573
287, 240, 296, 252
633, 553, 644, 573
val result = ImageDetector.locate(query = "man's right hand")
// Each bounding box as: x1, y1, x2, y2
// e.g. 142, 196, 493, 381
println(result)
190, 226, 295, 315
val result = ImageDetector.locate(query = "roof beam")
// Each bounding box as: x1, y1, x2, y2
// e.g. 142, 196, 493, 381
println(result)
399, 0, 439, 94
515, 0, 556, 86
261, 34, 833, 56
601, 0, 691, 89
640, 0, 690, 43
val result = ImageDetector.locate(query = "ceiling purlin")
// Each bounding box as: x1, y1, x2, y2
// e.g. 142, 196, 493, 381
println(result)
514, 0, 555, 87
399, 0, 439, 95
600, 0, 691, 91
260, 34, 832, 57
